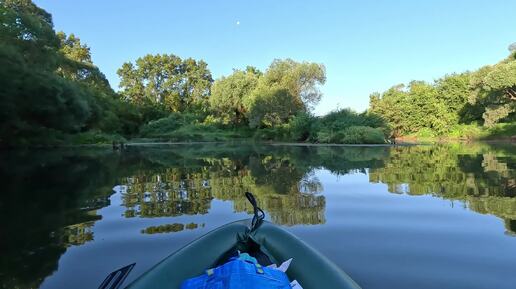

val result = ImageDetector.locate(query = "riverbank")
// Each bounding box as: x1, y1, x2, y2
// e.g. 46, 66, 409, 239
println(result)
3, 121, 514, 149
3, 134, 514, 149
44, 138, 515, 150
396, 123, 516, 143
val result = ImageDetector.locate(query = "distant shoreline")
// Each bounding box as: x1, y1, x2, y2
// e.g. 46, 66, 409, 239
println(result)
2, 137, 514, 150
65, 138, 516, 148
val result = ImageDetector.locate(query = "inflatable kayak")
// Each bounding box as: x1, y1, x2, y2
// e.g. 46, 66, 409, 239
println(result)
100, 193, 361, 289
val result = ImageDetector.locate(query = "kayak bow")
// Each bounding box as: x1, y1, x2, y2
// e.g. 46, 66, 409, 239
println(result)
124, 219, 361, 289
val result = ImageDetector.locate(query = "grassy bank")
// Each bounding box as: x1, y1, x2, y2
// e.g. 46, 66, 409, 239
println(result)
398, 123, 516, 143
15, 121, 513, 147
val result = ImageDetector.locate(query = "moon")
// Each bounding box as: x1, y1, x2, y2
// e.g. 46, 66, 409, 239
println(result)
236, 20, 240, 26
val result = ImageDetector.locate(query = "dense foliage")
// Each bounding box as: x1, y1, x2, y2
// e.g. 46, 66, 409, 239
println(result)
0, 0, 145, 146
369, 50, 516, 137
209, 66, 261, 125
1, 1, 513, 146
117, 54, 213, 113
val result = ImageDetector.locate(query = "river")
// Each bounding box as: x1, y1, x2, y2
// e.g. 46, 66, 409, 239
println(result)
1, 143, 515, 289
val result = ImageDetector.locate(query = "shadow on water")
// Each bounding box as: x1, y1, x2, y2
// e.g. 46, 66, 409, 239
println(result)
0, 143, 514, 288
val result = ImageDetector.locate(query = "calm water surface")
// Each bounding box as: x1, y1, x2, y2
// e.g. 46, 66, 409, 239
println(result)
1, 143, 515, 289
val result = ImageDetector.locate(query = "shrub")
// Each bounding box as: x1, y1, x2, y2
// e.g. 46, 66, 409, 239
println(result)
315, 126, 385, 144
414, 127, 437, 138
69, 131, 126, 144
140, 113, 202, 137
315, 130, 333, 143
288, 113, 313, 141
253, 126, 290, 141
203, 115, 228, 128
313, 108, 390, 140
339, 126, 386, 144
447, 124, 483, 139
485, 122, 516, 139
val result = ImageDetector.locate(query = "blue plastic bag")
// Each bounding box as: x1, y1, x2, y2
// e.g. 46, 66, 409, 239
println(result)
180, 258, 291, 289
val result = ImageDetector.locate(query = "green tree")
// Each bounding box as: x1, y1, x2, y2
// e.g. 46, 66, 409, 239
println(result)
260, 59, 326, 111
369, 47, 516, 136
117, 54, 213, 113
245, 84, 298, 128
470, 53, 516, 127
57, 32, 92, 64
435, 73, 472, 122
369, 81, 455, 136
0, 0, 59, 67
0, 0, 147, 145
242, 59, 326, 128
509, 43, 516, 53
209, 68, 261, 125
0, 0, 94, 144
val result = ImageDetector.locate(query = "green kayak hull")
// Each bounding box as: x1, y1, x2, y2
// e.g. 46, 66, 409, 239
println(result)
125, 220, 361, 289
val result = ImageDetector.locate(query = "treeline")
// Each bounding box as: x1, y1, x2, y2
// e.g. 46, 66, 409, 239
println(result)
130, 58, 387, 144
0, 0, 389, 146
369, 49, 516, 138
2, 1, 513, 147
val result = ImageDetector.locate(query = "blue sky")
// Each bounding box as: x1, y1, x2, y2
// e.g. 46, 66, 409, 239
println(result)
35, 0, 516, 114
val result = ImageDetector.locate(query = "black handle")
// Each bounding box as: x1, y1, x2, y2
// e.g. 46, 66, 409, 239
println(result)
245, 192, 265, 232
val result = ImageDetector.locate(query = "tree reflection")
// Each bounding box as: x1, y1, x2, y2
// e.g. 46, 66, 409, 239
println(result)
119, 154, 326, 225
141, 223, 205, 234
119, 145, 387, 226
0, 149, 158, 289
61, 221, 95, 246
369, 144, 516, 233
2, 143, 514, 288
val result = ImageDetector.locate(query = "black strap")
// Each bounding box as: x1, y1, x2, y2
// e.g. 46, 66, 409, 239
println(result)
245, 192, 265, 232
98, 263, 135, 289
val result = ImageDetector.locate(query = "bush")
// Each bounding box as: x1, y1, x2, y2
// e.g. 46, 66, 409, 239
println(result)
319, 109, 387, 130
140, 113, 202, 137
338, 126, 385, 144
288, 113, 313, 141
316, 126, 385, 144
414, 127, 437, 138
203, 115, 229, 128
253, 126, 290, 141
315, 130, 333, 143
69, 131, 126, 144
447, 124, 483, 139
312, 108, 390, 141
485, 122, 516, 139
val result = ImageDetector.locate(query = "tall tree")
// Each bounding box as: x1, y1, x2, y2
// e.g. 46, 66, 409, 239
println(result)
470, 53, 516, 127
243, 59, 326, 128
245, 84, 298, 128
117, 54, 213, 113
0, 0, 58, 67
260, 59, 326, 111
369, 81, 456, 136
56, 32, 112, 93
0, 0, 93, 143
209, 68, 261, 125
0, 0, 143, 145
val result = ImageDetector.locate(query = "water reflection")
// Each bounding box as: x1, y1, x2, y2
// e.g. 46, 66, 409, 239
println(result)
0, 143, 515, 289
141, 223, 205, 234
0, 149, 140, 289
369, 144, 516, 234
119, 148, 330, 225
